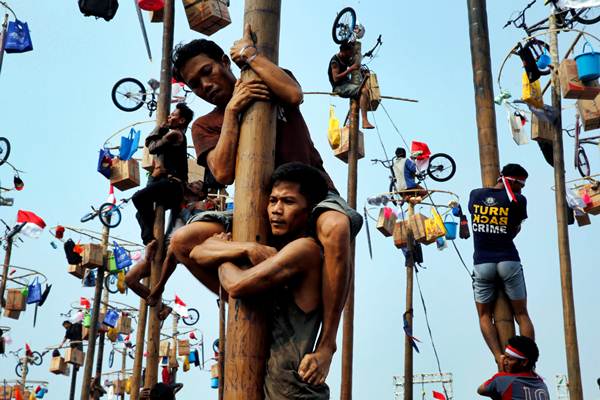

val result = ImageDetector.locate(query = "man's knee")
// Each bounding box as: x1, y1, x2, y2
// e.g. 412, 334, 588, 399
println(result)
317, 211, 350, 246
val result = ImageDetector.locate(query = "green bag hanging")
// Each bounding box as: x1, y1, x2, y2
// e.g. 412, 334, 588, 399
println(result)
83, 311, 91, 328
108, 251, 118, 274
21, 287, 29, 297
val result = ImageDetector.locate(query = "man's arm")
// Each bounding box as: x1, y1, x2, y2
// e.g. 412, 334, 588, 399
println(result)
218, 237, 321, 298
189, 235, 276, 270
148, 129, 184, 154
477, 376, 497, 397
230, 24, 303, 106
330, 61, 357, 84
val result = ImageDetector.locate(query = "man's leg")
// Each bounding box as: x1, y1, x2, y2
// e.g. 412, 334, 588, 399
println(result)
475, 301, 504, 370
360, 85, 374, 129
511, 299, 534, 339
124, 240, 156, 299
300, 210, 351, 380
132, 179, 174, 244
147, 247, 178, 306
499, 261, 535, 340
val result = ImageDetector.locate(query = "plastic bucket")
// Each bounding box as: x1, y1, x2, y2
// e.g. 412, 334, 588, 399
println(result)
444, 216, 457, 241
211, 377, 219, 389
536, 52, 551, 70
575, 42, 600, 81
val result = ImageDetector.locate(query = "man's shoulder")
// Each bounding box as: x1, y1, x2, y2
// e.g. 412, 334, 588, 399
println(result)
282, 237, 322, 257
192, 108, 224, 132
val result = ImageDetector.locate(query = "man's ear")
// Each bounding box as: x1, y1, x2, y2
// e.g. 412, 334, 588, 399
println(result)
221, 54, 232, 69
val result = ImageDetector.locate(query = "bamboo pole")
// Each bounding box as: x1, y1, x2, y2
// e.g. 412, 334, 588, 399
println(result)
403, 202, 416, 400
548, 14, 583, 400
340, 40, 361, 400
0, 237, 12, 314
129, 278, 149, 400
171, 314, 179, 383
466, 0, 516, 348
120, 347, 127, 400
93, 271, 110, 400
80, 223, 110, 400
224, 1, 281, 399
218, 288, 225, 400
144, 0, 174, 388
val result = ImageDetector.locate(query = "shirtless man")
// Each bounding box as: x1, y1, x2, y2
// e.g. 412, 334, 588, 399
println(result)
191, 162, 331, 395
147, 25, 362, 378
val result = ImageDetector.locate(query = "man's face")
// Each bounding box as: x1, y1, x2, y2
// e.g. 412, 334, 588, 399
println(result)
268, 181, 310, 238
179, 54, 236, 107
503, 354, 528, 373
63, 322, 71, 329
509, 178, 526, 194
167, 109, 185, 129
340, 48, 353, 62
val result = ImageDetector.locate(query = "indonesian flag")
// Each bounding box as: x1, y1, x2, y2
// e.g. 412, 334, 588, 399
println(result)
16, 210, 46, 238
107, 184, 116, 205
173, 295, 189, 318
410, 141, 432, 172
432, 391, 446, 400
80, 297, 91, 309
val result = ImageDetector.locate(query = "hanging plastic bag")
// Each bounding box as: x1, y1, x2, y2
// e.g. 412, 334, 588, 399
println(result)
113, 241, 132, 270
64, 239, 83, 265
119, 128, 141, 161
567, 188, 587, 210
83, 311, 92, 327
430, 207, 447, 236
183, 356, 190, 372
83, 270, 96, 287
5, 19, 33, 53
327, 105, 341, 149
26, 277, 42, 304
521, 72, 544, 108
108, 251, 118, 274
117, 270, 126, 294
97, 148, 114, 179
103, 309, 119, 327
507, 107, 529, 145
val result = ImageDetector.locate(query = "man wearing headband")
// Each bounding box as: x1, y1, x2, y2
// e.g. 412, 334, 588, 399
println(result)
468, 163, 535, 370
478, 335, 549, 398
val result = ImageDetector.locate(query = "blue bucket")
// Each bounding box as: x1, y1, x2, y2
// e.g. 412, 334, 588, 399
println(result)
211, 377, 219, 389
444, 215, 457, 241
575, 42, 600, 82
536, 51, 551, 70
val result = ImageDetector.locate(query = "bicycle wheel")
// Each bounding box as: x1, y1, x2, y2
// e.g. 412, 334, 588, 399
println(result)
427, 153, 456, 182
332, 7, 356, 44
99, 203, 122, 228
15, 362, 27, 378
0, 137, 11, 166
570, 7, 600, 25
108, 349, 115, 368
576, 147, 591, 177
182, 308, 200, 326
112, 77, 147, 112
31, 351, 43, 366
80, 212, 96, 223
104, 274, 119, 294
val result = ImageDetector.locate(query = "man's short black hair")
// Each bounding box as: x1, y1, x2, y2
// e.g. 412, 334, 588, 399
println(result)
175, 102, 194, 126
339, 41, 354, 52
395, 147, 406, 158
270, 162, 329, 209
172, 39, 225, 83
508, 335, 539, 370
63, 320, 71, 326
501, 163, 529, 179
150, 383, 174, 400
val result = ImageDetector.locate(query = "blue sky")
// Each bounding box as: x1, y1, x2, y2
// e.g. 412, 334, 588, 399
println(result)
1, 1, 599, 399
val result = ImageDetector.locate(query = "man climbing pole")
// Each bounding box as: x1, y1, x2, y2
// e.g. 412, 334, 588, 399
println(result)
59, 320, 83, 351
328, 41, 374, 129
468, 163, 535, 370
477, 335, 549, 399
148, 24, 363, 380
189, 162, 331, 396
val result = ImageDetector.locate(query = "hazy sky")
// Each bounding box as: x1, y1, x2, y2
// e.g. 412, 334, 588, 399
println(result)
1, 1, 599, 399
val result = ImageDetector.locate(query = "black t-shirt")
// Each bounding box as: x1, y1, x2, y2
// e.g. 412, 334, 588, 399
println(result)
328, 54, 351, 88
468, 188, 528, 264
65, 322, 82, 341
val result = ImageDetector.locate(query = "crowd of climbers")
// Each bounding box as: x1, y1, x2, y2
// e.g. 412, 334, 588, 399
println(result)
121, 25, 548, 399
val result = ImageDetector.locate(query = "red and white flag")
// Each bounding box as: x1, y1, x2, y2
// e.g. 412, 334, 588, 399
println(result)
80, 297, 91, 309
432, 390, 446, 400
107, 184, 116, 205
173, 295, 189, 318
16, 210, 46, 238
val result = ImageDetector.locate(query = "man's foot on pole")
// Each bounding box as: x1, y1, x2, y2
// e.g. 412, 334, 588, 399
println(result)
158, 303, 172, 321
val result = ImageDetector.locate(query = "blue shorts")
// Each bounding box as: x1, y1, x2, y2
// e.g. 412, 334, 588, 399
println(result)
472, 261, 527, 303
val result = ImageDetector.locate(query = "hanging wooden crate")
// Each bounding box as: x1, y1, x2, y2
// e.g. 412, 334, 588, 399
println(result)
393, 220, 409, 248
575, 212, 591, 226
559, 59, 600, 99
80, 243, 104, 269
366, 73, 381, 111
409, 213, 427, 243
6, 288, 26, 311
65, 348, 85, 366
376, 207, 396, 237
576, 94, 600, 131
178, 339, 191, 356
117, 315, 132, 335
141, 146, 154, 171
580, 183, 600, 215
183, 0, 231, 36
110, 158, 141, 191
149, 8, 164, 23
188, 159, 205, 184
67, 263, 85, 279
530, 113, 554, 142
49, 356, 68, 375
334, 127, 365, 163
3, 309, 21, 319
159, 340, 171, 357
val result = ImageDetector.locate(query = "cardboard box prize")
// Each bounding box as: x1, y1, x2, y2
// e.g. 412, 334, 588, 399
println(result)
3, 309, 20, 319
334, 126, 365, 163
178, 339, 191, 356
580, 183, 600, 215
409, 213, 427, 243
110, 158, 140, 191
65, 347, 85, 366
49, 356, 68, 374
366, 73, 381, 111
80, 243, 104, 269
393, 220, 409, 248
117, 315, 132, 335
576, 93, 600, 131
182, 0, 231, 35
530, 113, 555, 142
67, 263, 85, 279
559, 59, 600, 99
376, 207, 396, 237
6, 288, 26, 311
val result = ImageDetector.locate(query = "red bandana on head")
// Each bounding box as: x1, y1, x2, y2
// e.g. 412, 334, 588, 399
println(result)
498, 175, 527, 203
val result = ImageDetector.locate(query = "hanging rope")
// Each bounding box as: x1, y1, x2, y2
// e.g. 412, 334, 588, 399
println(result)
370, 109, 390, 161
379, 102, 411, 150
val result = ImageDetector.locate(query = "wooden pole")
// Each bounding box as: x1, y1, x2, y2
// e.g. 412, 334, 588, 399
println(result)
129, 279, 149, 400
224, 1, 281, 399
548, 15, 583, 400
171, 314, 178, 383
0, 13, 8, 77
340, 40, 361, 400
80, 224, 110, 400
218, 288, 225, 400
466, 0, 515, 346
93, 271, 110, 400
542, 31, 583, 96
403, 202, 416, 400
68, 365, 79, 400
21, 355, 28, 393
120, 347, 127, 400
0, 237, 12, 314
144, 0, 174, 388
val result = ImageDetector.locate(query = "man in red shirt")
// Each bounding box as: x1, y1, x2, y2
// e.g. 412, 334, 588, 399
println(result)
147, 25, 362, 382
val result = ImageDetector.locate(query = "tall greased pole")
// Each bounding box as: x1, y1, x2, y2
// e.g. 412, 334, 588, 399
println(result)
171, 314, 179, 383
93, 269, 110, 399
120, 346, 127, 400
548, 15, 583, 400
144, 0, 174, 389
404, 202, 417, 400
80, 223, 111, 400
129, 278, 148, 400
466, 0, 515, 345
0, 237, 12, 314
224, 1, 281, 399
340, 40, 361, 400
0, 13, 8, 76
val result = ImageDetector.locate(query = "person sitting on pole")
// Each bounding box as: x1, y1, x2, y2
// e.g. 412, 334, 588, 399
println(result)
477, 335, 549, 399
59, 320, 83, 351
147, 25, 363, 380
469, 163, 535, 370
328, 41, 374, 129
188, 162, 331, 394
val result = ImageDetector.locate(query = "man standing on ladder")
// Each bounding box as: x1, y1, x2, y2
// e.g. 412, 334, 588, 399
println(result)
468, 163, 535, 370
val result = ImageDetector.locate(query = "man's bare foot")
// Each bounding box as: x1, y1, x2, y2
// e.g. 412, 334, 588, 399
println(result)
146, 286, 163, 307
298, 348, 333, 386
145, 239, 158, 261
158, 303, 172, 320
362, 122, 375, 129
496, 354, 506, 372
